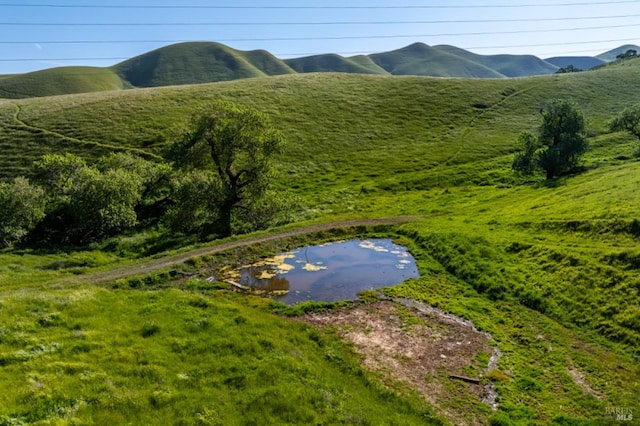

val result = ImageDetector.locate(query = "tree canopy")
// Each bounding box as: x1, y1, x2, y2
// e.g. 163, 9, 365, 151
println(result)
513, 99, 588, 179
168, 101, 286, 237
616, 49, 638, 60
29, 152, 170, 244
610, 104, 640, 154
0, 177, 46, 246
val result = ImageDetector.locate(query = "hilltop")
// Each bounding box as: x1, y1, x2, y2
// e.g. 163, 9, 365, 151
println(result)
1, 41, 638, 99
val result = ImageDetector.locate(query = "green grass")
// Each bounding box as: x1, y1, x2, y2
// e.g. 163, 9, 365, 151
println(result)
1, 60, 640, 423
0, 285, 441, 425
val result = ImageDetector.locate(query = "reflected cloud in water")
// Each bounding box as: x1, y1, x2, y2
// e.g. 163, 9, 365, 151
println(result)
223, 239, 420, 305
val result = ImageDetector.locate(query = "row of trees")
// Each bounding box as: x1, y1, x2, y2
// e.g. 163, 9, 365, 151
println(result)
0, 101, 289, 247
512, 99, 640, 179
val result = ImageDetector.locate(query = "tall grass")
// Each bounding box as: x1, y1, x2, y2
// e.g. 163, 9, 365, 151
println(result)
0, 286, 441, 425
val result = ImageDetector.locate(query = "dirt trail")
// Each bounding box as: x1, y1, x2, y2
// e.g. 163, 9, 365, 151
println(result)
62, 216, 420, 285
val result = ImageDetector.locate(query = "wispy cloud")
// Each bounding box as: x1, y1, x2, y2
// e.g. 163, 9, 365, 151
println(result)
34, 43, 43, 50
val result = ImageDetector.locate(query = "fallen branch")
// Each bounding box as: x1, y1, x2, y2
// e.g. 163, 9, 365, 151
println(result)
449, 375, 481, 385
225, 280, 250, 291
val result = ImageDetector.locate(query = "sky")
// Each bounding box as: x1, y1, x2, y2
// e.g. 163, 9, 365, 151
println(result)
1, 0, 640, 74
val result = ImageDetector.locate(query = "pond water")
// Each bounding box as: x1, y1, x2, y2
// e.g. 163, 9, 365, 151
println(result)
219, 239, 420, 305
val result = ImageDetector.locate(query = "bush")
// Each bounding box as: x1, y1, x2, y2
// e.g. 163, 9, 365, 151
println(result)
0, 177, 46, 246
141, 322, 160, 338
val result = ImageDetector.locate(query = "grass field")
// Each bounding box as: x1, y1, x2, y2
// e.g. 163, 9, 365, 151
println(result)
1, 59, 640, 424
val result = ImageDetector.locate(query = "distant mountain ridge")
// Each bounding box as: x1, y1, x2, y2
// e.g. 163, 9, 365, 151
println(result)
1, 42, 638, 99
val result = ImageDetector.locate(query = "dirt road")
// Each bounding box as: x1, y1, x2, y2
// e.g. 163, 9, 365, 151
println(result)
67, 216, 420, 285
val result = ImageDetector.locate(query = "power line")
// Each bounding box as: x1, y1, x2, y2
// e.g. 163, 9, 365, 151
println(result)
2, 22, 639, 48
467, 38, 640, 50
2, 34, 639, 47
0, 1, 639, 8
2, 36, 638, 63
0, 58, 126, 62
2, 13, 640, 26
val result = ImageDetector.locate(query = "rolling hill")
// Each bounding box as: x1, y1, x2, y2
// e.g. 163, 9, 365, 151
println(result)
544, 56, 606, 70
368, 43, 506, 78
0, 53, 639, 424
0, 66, 127, 99
595, 43, 640, 61
285, 53, 389, 75
112, 42, 295, 88
2, 41, 639, 99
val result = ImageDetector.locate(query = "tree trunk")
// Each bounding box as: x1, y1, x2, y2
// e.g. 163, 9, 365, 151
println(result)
219, 203, 233, 238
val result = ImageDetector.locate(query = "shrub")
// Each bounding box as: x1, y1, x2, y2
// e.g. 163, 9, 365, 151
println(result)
141, 322, 160, 338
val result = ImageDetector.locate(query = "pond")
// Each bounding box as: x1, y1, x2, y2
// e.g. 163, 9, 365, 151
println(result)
218, 239, 420, 305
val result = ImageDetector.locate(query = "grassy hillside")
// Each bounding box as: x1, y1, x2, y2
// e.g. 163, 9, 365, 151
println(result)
1, 61, 640, 423
369, 43, 506, 78
437, 45, 558, 77
3, 61, 639, 184
0, 283, 444, 424
545, 56, 606, 70
344, 55, 391, 74
596, 44, 640, 61
112, 42, 295, 88
4, 42, 634, 99
285, 54, 388, 75
0, 67, 127, 99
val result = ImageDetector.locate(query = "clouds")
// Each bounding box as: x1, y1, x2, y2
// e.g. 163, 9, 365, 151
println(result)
34, 43, 43, 50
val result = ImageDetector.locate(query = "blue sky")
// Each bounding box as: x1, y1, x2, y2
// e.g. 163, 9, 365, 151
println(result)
1, 0, 640, 74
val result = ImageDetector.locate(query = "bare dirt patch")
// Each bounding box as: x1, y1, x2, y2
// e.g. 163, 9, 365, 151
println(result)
567, 365, 604, 399
299, 300, 498, 425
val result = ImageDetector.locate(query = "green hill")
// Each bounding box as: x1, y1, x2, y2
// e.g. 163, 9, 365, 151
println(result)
596, 44, 640, 61
0, 66, 127, 99
344, 55, 391, 74
369, 42, 506, 78
433, 44, 559, 77
285, 53, 388, 75
368, 43, 559, 78
112, 42, 295, 88
0, 60, 640, 424
544, 56, 606, 70
3, 42, 638, 99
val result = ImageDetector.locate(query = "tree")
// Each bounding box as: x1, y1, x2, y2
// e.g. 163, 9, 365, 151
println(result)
616, 49, 638, 60
68, 167, 144, 241
512, 99, 588, 179
0, 177, 46, 246
32, 152, 86, 195
162, 170, 220, 234
168, 101, 285, 237
610, 104, 640, 155
511, 131, 537, 175
538, 99, 588, 179
96, 152, 173, 221
555, 64, 582, 74
30, 152, 152, 244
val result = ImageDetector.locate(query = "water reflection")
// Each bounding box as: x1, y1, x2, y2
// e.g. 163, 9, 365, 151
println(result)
221, 239, 420, 305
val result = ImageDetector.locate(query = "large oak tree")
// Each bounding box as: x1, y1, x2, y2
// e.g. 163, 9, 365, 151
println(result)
168, 101, 285, 237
